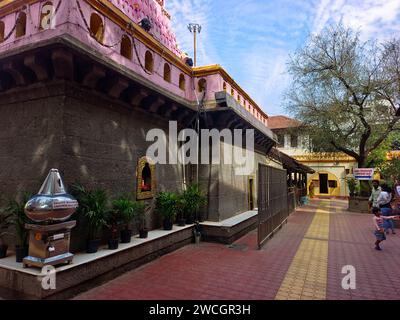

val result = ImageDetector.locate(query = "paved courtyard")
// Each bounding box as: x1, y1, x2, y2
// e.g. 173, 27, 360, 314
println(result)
75, 199, 400, 300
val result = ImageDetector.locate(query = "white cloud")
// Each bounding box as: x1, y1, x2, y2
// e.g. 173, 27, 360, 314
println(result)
166, 0, 400, 116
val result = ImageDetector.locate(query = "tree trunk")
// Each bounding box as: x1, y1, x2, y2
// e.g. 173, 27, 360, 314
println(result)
358, 157, 371, 198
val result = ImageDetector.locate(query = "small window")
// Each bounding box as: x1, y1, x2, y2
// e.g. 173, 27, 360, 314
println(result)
0, 21, 4, 43
137, 156, 156, 200
231, 88, 234, 97
40, 2, 54, 30
179, 74, 185, 90
145, 51, 154, 73
291, 135, 298, 148
141, 163, 152, 192
90, 13, 104, 43
328, 180, 338, 188
16, 12, 27, 38
278, 134, 284, 147
223, 82, 227, 91
120, 35, 132, 59
163, 63, 171, 82
198, 78, 206, 93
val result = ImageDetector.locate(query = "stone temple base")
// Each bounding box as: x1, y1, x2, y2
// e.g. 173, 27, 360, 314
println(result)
0, 225, 194, 299
200, 210, 258, 244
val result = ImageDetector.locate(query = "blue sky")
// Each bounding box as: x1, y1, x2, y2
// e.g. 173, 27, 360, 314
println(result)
166, 0, 400, 116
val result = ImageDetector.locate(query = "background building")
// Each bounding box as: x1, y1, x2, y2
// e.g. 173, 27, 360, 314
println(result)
268, 116, 358, 198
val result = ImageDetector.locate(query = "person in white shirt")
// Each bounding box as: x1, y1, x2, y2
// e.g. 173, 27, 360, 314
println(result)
377, 184, 396, 235
369, 180, 382, 209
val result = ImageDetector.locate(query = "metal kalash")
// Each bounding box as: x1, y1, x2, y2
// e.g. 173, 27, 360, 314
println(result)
23, 169, 78, 268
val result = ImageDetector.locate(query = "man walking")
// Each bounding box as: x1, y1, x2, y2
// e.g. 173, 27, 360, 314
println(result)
369, 180, 382, 210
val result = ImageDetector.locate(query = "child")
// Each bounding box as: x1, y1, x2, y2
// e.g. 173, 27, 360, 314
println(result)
372, 207, 399, 251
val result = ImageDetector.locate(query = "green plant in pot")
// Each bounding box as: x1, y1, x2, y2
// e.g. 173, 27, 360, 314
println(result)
346, 177, 357, 198
134, 201, 148, 239
105, 209, 120, 250
181, 184, 207, 224
72, 184, 108, 254
113, 197, 136, 244
7, 193, 32, 263
0, 211, 12, 259
156, 192, 178, 231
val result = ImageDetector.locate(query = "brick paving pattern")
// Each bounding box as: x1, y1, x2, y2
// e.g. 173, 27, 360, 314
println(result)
75, 199, 400, 300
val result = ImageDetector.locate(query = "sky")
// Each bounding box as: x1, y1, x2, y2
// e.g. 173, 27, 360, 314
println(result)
166, 0, 400, 116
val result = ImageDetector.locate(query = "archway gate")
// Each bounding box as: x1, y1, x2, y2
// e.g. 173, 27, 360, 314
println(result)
257, 164, 292, 249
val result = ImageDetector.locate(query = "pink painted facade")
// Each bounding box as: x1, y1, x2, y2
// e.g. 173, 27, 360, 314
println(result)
0, 0, 269, 126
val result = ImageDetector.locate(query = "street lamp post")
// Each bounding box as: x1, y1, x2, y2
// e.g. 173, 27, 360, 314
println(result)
187, 23, 201, 67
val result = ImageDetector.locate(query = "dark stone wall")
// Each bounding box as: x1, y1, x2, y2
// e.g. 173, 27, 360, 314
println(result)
0, 81, 276, 246
0, 82, 185, 249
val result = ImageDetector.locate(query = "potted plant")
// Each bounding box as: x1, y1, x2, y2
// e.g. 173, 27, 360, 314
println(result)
176, 195, 187, 227
72, 184, 108, 254
0, 211, 12, 259
134, 201, 148, 239
7, 193, 32, 262
156, 192, 178, 231
181, 184, 207, 224
113, 197, 136, 244
347, 177, 357, 197
105, 210, 120, 250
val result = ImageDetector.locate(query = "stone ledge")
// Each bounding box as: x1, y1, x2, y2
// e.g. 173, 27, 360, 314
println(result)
200, 210, 258, 244
0, 225, 194, 299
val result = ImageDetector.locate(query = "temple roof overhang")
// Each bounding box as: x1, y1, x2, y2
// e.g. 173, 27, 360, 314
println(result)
269, 149, 315, 174
294, 152, 357, 163
209, 91, 277, 153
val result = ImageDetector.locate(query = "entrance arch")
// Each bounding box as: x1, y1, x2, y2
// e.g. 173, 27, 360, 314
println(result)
308, 170, 340, 197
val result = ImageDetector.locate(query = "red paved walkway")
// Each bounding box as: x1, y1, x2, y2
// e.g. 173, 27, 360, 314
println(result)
75, 199, 400, 300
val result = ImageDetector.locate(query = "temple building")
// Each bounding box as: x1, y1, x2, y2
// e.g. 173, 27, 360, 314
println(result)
0, 0, 314, 298
269, 116, 358, 198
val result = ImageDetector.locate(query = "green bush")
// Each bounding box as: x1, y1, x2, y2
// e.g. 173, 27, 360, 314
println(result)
178, 184, 207, 221
112, 197, 137, 231
6, 193, 32, 246
72, 184, 108, 241
156, 192, 178, 221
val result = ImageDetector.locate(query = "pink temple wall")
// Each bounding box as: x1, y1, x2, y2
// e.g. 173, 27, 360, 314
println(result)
0, 0, 268, 126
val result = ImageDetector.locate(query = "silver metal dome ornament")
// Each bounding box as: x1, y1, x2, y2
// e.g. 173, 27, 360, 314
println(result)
24, 169, 78, 223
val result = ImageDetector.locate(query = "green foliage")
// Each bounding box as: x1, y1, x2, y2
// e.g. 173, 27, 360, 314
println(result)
156, 192, 178, 221
133, 201, 147, 230
6, 193, 32, 246
380, 158, 400, 181
286, 23, 400, 166
72, 184, 108, 240
177, 184, 207, 220
0, 210, 13, 245
346, 177, 357, 194
112, 196, 137, 230
367, 132, 400, 168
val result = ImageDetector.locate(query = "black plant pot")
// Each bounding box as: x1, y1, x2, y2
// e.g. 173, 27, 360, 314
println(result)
121, 230, 132, 244
108, 239, 119, 250
163, 219, 173, 231
15, 245, 28, 263
86, 239, 101, 254
185, 216, 195, 225
0, 245, 8, 259
139, 229, 148, 239
177, 218, 186, 227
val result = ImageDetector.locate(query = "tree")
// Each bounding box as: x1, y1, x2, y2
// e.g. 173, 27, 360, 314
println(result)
286, 23, 400, 169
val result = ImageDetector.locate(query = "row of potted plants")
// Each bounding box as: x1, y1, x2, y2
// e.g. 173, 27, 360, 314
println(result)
0, 183, 207, 260
71, 184, 148, 254
156, 184, 207, 231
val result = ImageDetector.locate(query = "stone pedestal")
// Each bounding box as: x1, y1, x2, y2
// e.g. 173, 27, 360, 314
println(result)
348, 197, 370, 214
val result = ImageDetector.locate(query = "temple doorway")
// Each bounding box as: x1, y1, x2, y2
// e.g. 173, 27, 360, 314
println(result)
319, 174, 329, 194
